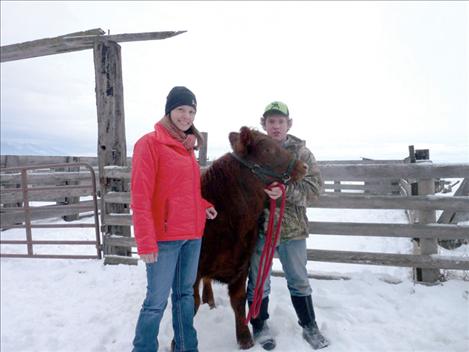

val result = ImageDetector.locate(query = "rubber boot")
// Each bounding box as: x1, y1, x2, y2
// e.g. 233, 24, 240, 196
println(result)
249, 297, 276, 350
291, 295, 329, 350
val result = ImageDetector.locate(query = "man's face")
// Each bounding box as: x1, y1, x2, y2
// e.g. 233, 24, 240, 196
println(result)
264, 115, 290, 142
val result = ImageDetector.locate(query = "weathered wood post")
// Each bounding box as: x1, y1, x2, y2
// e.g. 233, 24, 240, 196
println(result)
2, 155, 23, 227
416, 174, 440, 283
93, 39, 131, 261
410, 148, 440, 283
199, 132, 208, 167
62, 156, 80, 221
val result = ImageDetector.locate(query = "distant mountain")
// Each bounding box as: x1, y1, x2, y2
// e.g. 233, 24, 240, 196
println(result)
1, 141, 69, 156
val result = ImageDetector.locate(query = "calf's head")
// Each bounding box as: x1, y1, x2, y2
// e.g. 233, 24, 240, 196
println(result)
229, 126, 307, 184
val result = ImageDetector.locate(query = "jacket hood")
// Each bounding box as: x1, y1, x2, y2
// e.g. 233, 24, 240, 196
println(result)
283, 134, 306, 149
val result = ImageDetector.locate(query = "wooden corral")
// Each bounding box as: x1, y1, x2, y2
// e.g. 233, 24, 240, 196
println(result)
103, 161, 469, 283
2, 155, 469, 282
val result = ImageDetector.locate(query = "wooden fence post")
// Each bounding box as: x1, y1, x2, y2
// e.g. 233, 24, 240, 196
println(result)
199, 132, 208, 167
62, 156, 80, 221
2, 155, 22, 208
93, 39, 130, 261
415, 171, 440, 283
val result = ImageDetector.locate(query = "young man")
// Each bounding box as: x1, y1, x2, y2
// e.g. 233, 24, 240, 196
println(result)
247, 101, 329, 350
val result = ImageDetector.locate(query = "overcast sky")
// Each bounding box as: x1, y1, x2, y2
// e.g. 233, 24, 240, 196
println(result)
1, 1, 468, 162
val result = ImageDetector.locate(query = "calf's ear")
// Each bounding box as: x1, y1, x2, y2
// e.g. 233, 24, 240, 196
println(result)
239, 126, 253, 148
229, 131, 248, 156
229, 132, 239, 148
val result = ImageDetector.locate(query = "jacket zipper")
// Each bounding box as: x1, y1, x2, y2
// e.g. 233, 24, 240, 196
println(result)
190, 150, 199, 233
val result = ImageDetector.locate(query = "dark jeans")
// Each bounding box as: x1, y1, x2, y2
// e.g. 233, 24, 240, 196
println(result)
132, 239, 201, 352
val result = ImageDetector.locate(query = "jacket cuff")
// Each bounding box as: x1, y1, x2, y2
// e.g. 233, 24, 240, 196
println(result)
202, 198, 213, 209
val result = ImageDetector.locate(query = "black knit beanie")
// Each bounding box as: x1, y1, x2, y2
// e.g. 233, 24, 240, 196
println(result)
165, 86, 197, 115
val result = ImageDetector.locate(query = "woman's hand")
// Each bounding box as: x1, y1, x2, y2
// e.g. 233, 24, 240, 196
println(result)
206, 206, 218, 220
264, 181, 283, 200
140, 252, 158, 263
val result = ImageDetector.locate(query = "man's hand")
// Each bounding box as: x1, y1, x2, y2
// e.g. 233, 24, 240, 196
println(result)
206, 206, 218, 220
264, 181, 283, 200
140, 252, 158, 263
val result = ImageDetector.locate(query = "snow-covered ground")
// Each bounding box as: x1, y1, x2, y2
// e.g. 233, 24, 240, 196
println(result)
1, 205, 468, 351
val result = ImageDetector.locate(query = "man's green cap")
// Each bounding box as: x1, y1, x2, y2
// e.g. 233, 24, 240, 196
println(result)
263, 101, 289, 117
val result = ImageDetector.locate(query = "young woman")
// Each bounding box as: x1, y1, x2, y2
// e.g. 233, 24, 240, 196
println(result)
131, 86, 217, 352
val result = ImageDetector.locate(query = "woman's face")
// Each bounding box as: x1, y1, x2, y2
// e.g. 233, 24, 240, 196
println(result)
170, 105, 196, 131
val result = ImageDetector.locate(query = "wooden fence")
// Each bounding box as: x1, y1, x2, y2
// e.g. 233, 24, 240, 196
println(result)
2, 155, 469, 283
99, 161, 469, 283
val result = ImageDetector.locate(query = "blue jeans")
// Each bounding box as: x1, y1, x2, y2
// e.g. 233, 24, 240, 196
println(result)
132, 239, 202, 352
247, 236, 312, 302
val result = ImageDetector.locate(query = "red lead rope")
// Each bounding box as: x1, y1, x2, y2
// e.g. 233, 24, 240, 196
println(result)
244, 183, 287, 325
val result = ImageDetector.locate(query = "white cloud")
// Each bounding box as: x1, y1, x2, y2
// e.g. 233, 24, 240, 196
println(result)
1, 1, 467, 161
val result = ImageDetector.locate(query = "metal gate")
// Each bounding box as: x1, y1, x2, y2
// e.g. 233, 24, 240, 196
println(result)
0, 163, 101, 259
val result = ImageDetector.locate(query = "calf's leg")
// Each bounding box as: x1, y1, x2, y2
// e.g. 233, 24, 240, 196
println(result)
193, 274, 202, 314
228, 274, 254, 349
202, 277, 216, 308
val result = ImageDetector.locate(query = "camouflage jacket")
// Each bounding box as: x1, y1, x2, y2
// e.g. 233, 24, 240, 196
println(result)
262, 134, 323, 242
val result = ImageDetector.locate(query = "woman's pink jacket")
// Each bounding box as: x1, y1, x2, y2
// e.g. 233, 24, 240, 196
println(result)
131, 123, 212, 255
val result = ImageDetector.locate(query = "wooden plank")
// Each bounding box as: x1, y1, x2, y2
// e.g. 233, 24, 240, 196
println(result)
271, 270, 352, 281
318, 160, 405, 165
104, 235, 136, 247
103, 192, 130, 204
0, 254, 99, 260
308, 221, 469, 240
3, 157, 467, 180
1, 200, 95, 227
103, 214, 132, 226
1, 240, 97, 245
101, 216, 469, 240
1, 186, 94, 203
104, 255, 138, 265
65, 30, 186, 45
102, 166, 131, 179
324, 183, 367, 191
313, 194, 469, 211
100, 163, 469, 181
0, 171, 97, 185
103, 237, 469, 270
306, 249, 469, 270
103, 191, 469, 210
1, 29, 185, 62
0, 155, 129, 168
1, 29, 105, 62
324, 184, 400, 194
319, 163, 469, 180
